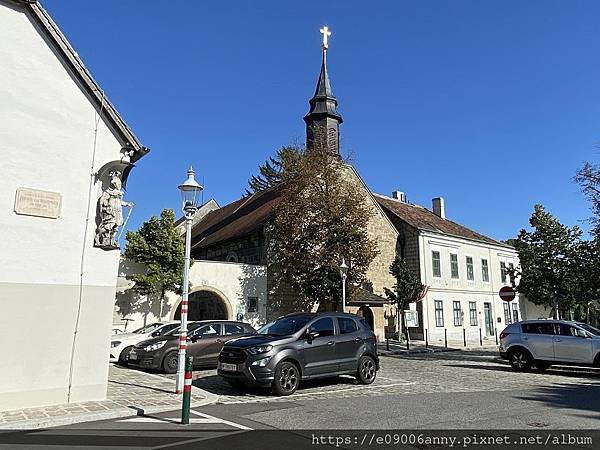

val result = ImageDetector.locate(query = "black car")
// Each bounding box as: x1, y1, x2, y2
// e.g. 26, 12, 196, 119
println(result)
217, 312, 379, 395
128, 320, 255, 373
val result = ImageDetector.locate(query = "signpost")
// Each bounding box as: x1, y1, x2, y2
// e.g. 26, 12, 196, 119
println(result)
499, 286, 516, 302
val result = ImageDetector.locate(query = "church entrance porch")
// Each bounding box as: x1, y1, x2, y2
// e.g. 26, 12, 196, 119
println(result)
174, 290, 230, 321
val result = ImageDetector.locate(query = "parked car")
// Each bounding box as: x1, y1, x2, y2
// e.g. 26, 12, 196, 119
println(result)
217, 312, 379, 396
128, 320, 255, 373
499, 320, 600, 372
110, 321, 181, 364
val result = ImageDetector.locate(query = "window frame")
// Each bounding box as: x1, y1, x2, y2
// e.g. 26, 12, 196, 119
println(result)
511, 303, 519, 323
453, 301, 463, 326
481, 258, 490, 283
434, 300, 444, 327
500, 261, 507, 284
466, 256, 474, 281
247, 296, 258, 313
503, 302, 512, 324
432, 250, 442, 278
450, 253, 459, 279
469, 301, 478, 326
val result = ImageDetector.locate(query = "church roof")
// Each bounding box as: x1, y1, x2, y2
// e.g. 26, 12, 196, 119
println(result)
16, 0, 148, 161
190, 187, 281, 250
373, 194, 513, 249
303, 51, 343, 123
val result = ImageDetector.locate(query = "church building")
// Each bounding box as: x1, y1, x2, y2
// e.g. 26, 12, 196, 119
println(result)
116, 27, 523, 344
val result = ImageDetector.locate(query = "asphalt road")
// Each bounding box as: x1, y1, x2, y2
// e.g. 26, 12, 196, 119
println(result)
2, 352, 599, 449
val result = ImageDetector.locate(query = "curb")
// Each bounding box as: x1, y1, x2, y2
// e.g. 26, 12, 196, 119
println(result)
0, 372, 219, 431
379, 347, 460, 356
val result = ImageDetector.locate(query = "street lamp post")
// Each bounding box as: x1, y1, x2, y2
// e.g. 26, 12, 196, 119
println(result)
176, 167, 203, 395
339, 258, 348, 312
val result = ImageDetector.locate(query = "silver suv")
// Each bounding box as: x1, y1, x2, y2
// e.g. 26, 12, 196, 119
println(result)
499, 320, 600, 371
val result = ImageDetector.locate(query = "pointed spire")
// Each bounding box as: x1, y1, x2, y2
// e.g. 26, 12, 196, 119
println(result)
304, 26, 343, 157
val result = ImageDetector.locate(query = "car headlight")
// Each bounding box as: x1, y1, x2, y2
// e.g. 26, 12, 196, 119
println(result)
247, 345, 272, 355
111, 341, 121, 348
251, 357, 271, 367
144, 340, 167, 352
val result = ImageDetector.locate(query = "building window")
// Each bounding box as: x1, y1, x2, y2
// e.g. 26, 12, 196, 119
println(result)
469, 301, 478, 326
481, 259, 490, 282
508, 262, 515, 285
450, 254, 459, 279
500, 262, 507, 284
434, 300, 444, 327
503, 302, 512, 324
432, 251, 441, 278
453, 301, 462, 326
466, 256, 474, 281
247, 297, 258, 313
511, 303, 519, 323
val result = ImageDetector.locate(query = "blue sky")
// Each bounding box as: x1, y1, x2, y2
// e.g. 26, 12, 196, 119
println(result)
43, 0, 600, 242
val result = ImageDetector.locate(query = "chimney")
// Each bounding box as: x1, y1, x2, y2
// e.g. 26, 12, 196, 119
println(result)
432, 197, 445, 219
392, 191, 407, 203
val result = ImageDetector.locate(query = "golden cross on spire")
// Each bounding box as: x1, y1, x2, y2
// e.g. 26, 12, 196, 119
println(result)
320, 26, 331, 50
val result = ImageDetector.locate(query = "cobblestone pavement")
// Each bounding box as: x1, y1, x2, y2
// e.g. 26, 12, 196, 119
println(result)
163, 349, 600, 406
0, 364, 212, 429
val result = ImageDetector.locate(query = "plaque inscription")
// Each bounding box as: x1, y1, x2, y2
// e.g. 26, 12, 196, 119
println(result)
14, 188, 62, 219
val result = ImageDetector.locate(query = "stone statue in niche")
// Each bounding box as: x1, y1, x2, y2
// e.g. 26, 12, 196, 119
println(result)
95, 171, 132, 249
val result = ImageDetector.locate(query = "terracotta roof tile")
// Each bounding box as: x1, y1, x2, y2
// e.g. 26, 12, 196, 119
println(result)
373, 194, 512, 248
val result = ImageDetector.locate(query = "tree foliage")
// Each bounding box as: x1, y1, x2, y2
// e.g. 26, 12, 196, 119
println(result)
384, 256, 424, 339
269, 146, 379, 312
574, 160, 600, 236
245, 146, 301, 195
124, 209, 186, 304
511, 204, 584, 316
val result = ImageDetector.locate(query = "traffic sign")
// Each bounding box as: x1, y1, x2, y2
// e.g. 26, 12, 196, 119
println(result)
499, 286, 516, 302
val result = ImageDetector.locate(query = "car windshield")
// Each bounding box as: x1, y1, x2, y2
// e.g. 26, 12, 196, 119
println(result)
258, 316, 312, 336
132, 323, 162, 334
164, 322, 201, 336
577, 323, 600, 336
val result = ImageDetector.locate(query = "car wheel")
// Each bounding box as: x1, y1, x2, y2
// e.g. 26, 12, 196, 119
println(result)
535, 362, 551, 372
118, 346, 133, 366
272, 361, 299, 396
508, 349, 532, 372
356, 355, 377, 385
162, 351, 179, 374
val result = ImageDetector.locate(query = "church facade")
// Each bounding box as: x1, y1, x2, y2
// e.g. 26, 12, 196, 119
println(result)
115, 27, 524, 344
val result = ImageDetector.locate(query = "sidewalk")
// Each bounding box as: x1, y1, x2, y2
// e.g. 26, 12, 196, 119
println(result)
0, 364, 218, 430
378, 339, 499, 356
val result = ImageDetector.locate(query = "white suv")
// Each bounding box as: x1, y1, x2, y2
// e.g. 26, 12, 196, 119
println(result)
110, 322, 180, 364
500, 320, 600, 371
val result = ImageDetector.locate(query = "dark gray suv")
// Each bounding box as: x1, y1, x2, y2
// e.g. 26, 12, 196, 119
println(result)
217, 312, 379, 396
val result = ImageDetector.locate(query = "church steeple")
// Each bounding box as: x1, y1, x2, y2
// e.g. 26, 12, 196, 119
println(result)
304, 26, 343, 158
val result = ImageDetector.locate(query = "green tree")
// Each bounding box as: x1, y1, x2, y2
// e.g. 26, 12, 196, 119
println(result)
245, 146, 301, 195
124, 209, 186, 317
384, 256, 424, 341
269, 146, 378, 312
511, 204, 584, 318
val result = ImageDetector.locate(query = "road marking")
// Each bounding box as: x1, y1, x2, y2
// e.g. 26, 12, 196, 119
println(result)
190, 410, 253, 430
219, 381, 416, 404
118, 417, 220, 424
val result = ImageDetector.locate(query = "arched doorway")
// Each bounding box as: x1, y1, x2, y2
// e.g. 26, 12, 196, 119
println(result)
358, 305, 374, 331
174, 290, 228, 321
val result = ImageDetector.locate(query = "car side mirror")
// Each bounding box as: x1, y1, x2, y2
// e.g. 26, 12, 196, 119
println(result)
305, 331, 319, 343
190, 335, 200, 342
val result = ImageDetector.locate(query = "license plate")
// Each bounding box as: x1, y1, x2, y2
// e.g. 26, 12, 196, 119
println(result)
128, 351, 137, 361
220, 362, 236, 372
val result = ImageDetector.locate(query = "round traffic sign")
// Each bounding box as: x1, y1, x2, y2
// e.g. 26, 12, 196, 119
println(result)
499, 286, 516, 302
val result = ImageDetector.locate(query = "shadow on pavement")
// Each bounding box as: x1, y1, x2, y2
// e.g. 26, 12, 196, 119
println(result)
515, 383, 600, 417
192, 374, 360, 397
447, 363, 600, 379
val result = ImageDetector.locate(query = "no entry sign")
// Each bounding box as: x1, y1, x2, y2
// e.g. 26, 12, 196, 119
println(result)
499, 286, 516, 302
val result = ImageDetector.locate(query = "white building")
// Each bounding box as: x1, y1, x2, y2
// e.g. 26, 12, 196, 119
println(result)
375, 193, 522, 345
0, 0, 147, 410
